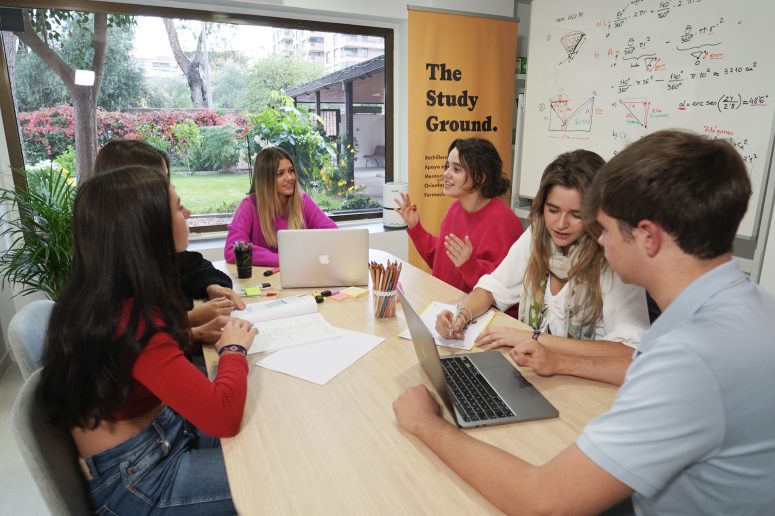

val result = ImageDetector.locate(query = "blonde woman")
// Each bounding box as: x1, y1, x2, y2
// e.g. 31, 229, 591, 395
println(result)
225, 147, 337, 266
436, 150, 649, 385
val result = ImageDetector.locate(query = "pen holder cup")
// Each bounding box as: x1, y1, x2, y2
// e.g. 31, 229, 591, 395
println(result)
372, 289, 398, 318
233, 247, 253, 279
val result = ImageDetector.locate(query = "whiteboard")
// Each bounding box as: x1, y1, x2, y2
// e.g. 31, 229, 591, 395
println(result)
519, 0, 775, 238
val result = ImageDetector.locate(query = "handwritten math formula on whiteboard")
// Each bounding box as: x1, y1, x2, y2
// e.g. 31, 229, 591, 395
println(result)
520, 0, 775, 238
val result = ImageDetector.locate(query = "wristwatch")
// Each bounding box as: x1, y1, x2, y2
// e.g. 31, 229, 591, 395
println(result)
218, 344, 247, 356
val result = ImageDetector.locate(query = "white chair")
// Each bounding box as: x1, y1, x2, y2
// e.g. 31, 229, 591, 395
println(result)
7, 299, 55, 379
12, 369, 92, 516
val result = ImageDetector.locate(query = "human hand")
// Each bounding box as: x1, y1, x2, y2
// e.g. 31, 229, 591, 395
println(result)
393, 192, 420, 229
188, 297, 235, 327
475, 326, 533, 351
191, 315, 233, 344
435, 309, 466, 339
214, 318, 258, 354
393, 384, 445, 436
206, 284, 245, 310
510, 338, 560, 377
444, 233, 473, 267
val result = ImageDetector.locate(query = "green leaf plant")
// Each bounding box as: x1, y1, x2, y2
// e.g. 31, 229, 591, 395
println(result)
0, 165, 76, 300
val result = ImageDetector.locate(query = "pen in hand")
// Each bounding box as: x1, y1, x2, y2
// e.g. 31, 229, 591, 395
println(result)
451, 304, 462, 337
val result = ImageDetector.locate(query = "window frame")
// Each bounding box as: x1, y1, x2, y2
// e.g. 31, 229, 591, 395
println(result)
0, 0, 394, 234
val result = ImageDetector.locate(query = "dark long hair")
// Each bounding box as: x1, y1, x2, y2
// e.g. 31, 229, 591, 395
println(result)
448, 138, 510, 198
94, 139, 171, 176
37, 166, 188, 428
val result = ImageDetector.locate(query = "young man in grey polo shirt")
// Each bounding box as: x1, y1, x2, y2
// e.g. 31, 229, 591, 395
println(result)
393, 129, 775, 514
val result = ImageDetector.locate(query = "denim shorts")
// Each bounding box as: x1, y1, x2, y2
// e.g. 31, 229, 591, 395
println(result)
79, 406, 236, 515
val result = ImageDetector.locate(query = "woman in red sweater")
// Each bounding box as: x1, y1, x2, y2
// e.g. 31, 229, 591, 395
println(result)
395, 138, 524, 292
37, 165, 256, 515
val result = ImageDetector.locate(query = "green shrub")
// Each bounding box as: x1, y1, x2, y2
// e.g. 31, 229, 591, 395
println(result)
170, 120, 202, 172
341, 191, 379, 210
53, 145, 76, 177
0, 166, 76, 299
248, 91, 335, 187
190, 125, 241, 172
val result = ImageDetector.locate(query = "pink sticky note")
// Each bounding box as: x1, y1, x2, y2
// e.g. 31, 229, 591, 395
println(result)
331, 293, 349, 301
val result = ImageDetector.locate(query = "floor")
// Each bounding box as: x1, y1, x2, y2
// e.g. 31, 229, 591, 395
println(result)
0, 363, 49, 516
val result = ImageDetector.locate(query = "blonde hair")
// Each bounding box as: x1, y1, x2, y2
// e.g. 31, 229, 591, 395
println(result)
250, 147, 305, 247
524, 150, 608, 326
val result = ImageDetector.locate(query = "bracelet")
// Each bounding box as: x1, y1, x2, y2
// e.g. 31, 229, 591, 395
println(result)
218, 344, 247, 357
455, 307, 474, 328
531, 329, 541, 341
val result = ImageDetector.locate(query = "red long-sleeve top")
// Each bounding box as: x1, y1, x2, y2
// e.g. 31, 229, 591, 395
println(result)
114, 302, 248, 437
407, 198, 524, 293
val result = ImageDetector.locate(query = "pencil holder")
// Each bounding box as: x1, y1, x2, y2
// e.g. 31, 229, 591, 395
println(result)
233, 243, 253, 279
372, 289, 398, 318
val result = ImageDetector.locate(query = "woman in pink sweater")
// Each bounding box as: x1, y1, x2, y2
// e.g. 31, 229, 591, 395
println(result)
225, 147, 337, 266
394, 138, 524, 293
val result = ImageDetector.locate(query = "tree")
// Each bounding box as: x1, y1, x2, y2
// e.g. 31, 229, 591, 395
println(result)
209, 55, 250, 109
16, 9, 133, 180
240, 54, 326, 110
14, 21, 145, 112
163, 19, 208, 108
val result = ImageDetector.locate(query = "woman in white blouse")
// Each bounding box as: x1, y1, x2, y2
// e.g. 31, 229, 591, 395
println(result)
436, 150, 649, 385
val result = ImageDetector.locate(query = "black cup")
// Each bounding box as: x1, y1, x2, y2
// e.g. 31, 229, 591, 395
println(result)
234, 245, 253, 279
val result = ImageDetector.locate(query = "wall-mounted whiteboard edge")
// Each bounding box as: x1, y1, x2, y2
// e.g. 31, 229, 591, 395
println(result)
752, 137, 775, 287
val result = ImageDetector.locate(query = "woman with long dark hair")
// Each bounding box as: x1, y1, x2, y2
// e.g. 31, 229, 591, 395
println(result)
94, 139, 245, 344
225, 146, 337, 266
38, 166, 256, 514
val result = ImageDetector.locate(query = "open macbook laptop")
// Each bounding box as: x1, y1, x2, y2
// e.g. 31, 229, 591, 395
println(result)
399, 292, 559, 429
278, 228, 369, 288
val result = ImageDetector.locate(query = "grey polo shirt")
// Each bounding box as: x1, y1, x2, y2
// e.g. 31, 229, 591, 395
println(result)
577, 260, 775, 515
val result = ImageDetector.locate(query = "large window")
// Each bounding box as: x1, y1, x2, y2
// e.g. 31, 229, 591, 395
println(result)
0, 3, 392, 232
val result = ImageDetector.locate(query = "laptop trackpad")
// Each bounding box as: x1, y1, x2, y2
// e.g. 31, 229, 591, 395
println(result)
470, 352, 533, 389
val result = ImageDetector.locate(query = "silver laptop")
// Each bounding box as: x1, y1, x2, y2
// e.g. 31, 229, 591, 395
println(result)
278, 228, 369, 288
399, 292, 559, 429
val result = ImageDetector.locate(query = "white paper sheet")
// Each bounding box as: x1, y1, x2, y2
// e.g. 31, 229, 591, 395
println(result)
231, 294, 317, 323
247, 312, 340, 354
255, 327, 384, 385
399, 301, 495, 350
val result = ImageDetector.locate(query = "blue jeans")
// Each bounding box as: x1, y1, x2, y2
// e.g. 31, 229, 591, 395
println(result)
80, 406, 236, 515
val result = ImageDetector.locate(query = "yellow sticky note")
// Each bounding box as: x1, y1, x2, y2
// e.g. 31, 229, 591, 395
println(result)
243, 287, 263, 297
340, 286, 368, 299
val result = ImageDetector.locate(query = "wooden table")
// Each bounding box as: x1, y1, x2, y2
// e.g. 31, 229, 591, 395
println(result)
209, 250, 616, 514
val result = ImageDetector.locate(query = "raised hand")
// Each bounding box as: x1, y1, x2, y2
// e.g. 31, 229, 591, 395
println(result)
393, 192, 420, 229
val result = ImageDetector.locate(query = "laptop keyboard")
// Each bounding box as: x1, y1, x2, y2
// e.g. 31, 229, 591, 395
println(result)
441, 356, 515, 422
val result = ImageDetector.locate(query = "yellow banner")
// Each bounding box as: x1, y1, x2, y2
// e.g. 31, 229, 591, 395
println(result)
407, 9, 518, 271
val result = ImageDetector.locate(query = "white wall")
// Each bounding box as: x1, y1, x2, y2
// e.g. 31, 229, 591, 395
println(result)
354, 114, 385, 167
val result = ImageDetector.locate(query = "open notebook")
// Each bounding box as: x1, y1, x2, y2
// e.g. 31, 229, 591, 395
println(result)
230, 294, 339, 354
